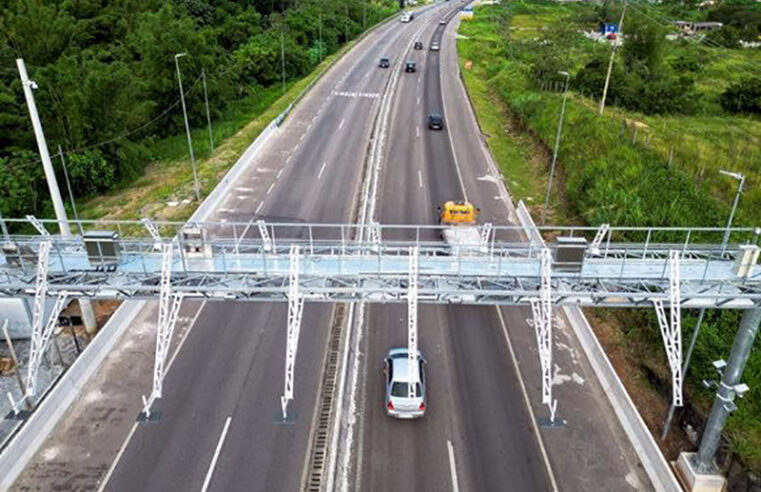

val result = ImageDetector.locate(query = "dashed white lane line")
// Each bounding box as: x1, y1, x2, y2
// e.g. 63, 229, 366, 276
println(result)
300, 133, 305, 141
448, 440, 460, 492
416, 126, 420, 138
286, 154, 293, 163
256, 201, 264, 214
318, 162, 328, 180
235, 187, 254, 193
417, 96, 420, 106
276, 169, 283, 179
201, 416, 232, 492
339, 118, 345, 130
266, 182, 275, 195
418, 170, 423, 188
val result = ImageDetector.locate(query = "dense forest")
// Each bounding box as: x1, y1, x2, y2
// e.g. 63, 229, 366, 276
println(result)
0, 0, 397, 219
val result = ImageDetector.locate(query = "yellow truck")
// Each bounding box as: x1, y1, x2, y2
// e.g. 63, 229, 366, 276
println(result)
438, 201, 485, 253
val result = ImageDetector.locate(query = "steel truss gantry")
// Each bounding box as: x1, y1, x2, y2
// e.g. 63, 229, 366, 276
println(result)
2, 217, 761, 416
408, 247, 420, 399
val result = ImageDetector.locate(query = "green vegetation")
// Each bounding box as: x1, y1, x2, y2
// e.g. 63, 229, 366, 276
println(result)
458, 0, 761, 470
0, 0, 398, 221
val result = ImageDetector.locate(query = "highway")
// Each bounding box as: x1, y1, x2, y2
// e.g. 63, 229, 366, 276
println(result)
101, 6, 452, 491
353, 11, 553, 491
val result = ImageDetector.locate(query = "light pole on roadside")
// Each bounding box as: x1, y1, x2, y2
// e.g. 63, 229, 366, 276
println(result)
16, 58, 98, 336
599, 1, 627, 116
719, 170, 745, 255
542, 71, 570, 225
201, 68, 214, 155
174, 53, 201, 201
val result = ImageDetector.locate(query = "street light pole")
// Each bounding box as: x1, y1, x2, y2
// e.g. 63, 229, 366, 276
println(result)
17, 58, 97, 335
201, 68, 214, 155
542, 71, 570, 225
174, 53, 201, 202
719, 170, 745, 255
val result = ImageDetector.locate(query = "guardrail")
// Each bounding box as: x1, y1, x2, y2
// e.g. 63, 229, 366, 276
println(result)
516, 200, 682, 492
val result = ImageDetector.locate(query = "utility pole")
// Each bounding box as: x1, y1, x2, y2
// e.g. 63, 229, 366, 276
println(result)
719, 170, 745, 256
542, 71, 570, 225
281, 25, 287, 94
599, 1, 627, 116
174, 53, 201, 201
16, 58, 97, 335
58, 146, 80, 226
201, 69, 214, 155
695, 308, 761, 473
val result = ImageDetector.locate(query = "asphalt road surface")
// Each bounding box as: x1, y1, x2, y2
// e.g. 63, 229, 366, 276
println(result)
102, 6, 451, 491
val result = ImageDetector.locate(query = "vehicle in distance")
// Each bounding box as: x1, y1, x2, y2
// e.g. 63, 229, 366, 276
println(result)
401, 11, 413, 22
430, 41, 440, 51
405, 61, 416, 73
428, 112, 444, 130
440, 18, 447, 25
384, 348, 427, 419
378, 57, 390, 68
414, 41, 423, 50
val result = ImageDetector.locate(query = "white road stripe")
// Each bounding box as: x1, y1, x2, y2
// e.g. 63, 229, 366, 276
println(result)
201, 416, 232, 492
276, 169, 283, 179
416, 126, 420, 138
339, 118, 345, 130
418, 170, 423, 188
256, 201, 264, 214
286, 154, 293, 163
318, 162, 328, 180
266, 183, 275, 195
235, 187, 254, 193
417, 96, 420, 106
447, 440, 460, 492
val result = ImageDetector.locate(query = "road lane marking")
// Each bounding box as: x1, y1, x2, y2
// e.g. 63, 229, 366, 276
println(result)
300, 133, 305, 141
495, 308, 559, 492
235, 187, 254, 193
418, 170, 423, 188
256, 201, 264, 214
286, 154, 293, 163
416, 126, 420, 138
417, 96, 420, 106
266, 182, 275, 195
339, 118, 345, 130
447, 440, 460, 492
201, 416, 232, 492
276, 169, 283, 179
318, 162, 328, 180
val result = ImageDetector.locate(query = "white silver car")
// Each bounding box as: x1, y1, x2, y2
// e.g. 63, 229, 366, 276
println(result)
384, 348, 427, 419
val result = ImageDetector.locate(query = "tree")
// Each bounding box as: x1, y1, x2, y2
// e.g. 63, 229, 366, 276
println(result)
720, 77, 761, 114
623, 10, 666, 75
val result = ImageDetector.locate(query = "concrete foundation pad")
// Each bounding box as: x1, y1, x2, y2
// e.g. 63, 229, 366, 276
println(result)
675, 452, 727, 492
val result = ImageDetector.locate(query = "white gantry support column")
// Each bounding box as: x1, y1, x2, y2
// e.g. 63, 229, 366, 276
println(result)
257, 220, 272, 252
26, 215, 50, 237
142, 243, 183, 418
530, 247, 557, 421
479, 222, 493, 245
25, 243, 68, 399
407, 246, 419, 399
590, 223, 610, 255
652, 250, 683, 407
281, 244, 305, 420
368, 221, 381, 251
141, 218, 163, 250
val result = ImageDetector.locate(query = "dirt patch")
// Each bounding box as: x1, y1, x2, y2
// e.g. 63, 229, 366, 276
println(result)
62, 299, 122, 338
585, 309, 696, 461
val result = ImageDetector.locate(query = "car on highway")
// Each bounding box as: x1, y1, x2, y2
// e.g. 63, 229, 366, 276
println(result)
384, 348, 427, 419
430, 41, 440, 51
378, 57, 390, 68
414, 41, 424, 50
405, 61, 417, 73
439, 18, 447, 25
428, 112, 444, 130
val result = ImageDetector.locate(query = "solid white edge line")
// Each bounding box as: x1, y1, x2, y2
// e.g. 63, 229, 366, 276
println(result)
495, 308, 559, 492
97, 301, 208, 492
318, 162, 328, 180
200, 416, 232, 492
447, 440, 460, 492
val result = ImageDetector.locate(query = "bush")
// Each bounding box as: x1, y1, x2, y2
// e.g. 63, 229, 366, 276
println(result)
66, 150, 116, 196
720, 77, 761, 114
